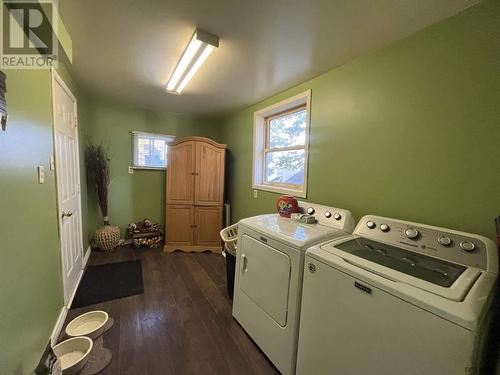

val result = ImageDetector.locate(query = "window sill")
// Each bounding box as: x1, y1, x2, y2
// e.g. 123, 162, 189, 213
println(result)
131, 166, 167, 171
253, 184, 306, 198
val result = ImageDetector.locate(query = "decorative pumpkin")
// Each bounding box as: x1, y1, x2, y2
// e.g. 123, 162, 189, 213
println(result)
276, 195, 299, 218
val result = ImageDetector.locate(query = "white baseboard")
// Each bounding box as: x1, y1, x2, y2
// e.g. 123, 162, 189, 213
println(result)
51, 246, 91, 346
67, 271, 83, 309
50, 306, 68, 346
66, 246, 91, 308
83, 245, 91, 266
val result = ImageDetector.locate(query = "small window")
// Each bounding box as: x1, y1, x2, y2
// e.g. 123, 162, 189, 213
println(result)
132, 132, 175, 169
253, 90, 311, 198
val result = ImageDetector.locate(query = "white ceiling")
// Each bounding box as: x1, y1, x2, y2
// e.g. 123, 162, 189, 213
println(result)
59, 0, 478, 115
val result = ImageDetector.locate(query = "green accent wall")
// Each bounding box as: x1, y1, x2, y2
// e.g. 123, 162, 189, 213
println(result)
83, 94, 222, 238
0, 69, 63, 374
0, 47, 87, 372
221, 0, 500, 240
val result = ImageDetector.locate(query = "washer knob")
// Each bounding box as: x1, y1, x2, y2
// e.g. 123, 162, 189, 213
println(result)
437, 236, 452, 246
324, 211, 332, 218
380, 224, 390, 232
405, 228, 419, 239
460, 241, 475, 252
333, 213, 342, 221
307, 207, 315, 215
366, 221, 376, 229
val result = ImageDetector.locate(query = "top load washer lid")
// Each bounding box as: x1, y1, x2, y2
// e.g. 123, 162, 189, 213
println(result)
320, 236, 481, 301
334, 237, 466, 288
239, 214, 348, 249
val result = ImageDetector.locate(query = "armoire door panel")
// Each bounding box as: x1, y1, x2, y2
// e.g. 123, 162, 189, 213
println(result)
167, 142, 195, 204
194, 206, 223, 246
166, 205, 194, 245
194, 142, 225, 206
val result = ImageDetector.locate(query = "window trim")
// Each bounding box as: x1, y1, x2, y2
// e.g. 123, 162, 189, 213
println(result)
131, 131, 175, 170
252, 90, 311, 198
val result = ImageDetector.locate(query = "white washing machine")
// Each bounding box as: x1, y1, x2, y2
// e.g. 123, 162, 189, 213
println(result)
297, 215, 498, 375
232, 202, 355, 375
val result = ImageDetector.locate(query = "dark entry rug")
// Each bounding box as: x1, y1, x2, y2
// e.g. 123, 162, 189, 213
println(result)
71, 260, 144, 308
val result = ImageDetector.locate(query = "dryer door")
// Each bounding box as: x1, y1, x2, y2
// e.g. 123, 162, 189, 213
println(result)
239, 234, 291, 326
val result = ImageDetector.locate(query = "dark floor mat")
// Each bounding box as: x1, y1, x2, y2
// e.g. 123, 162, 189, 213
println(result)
71, 260, 144, 308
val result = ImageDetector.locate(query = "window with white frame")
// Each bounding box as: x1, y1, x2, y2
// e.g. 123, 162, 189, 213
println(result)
253, 90, 311, 198
132, 132, 175, 169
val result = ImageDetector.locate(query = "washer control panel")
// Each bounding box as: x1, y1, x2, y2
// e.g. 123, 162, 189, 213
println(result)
355, 215, 492, 271
297, 201, 355, 232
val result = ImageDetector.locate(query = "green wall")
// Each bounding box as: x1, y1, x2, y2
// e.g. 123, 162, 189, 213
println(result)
83, 94, 222, 238
221, 0, 500, 240
0, 69, 63, 374
0, 46, 87, 373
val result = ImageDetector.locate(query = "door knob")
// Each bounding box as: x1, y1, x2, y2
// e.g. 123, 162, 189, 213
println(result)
61, 211, 73, 219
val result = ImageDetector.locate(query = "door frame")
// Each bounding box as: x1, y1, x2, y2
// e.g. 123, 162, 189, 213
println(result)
51, 68, 86, 308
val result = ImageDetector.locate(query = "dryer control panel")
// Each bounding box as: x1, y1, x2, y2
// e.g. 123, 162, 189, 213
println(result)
355, 215, 497, 272
298, 201, 355, 233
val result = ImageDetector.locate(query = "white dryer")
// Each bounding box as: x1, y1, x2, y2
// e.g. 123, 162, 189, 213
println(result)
297, 215, 498, 375
232, 202, 355, 375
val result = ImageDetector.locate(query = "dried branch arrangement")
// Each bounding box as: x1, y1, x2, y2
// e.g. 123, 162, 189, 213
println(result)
85, 142, 110, 225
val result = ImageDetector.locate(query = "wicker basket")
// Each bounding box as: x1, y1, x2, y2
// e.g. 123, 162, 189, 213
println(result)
95, 225, 120, 251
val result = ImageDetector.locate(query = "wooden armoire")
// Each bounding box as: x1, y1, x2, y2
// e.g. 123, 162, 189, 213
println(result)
164, 137, 226, 253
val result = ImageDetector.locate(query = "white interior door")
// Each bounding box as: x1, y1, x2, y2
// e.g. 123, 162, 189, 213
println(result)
52, 71, 83, 306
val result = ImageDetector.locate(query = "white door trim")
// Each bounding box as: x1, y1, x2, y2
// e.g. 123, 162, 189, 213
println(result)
51, 68, 85, 308
66, 245, 91, 308
50, 245, 91, 346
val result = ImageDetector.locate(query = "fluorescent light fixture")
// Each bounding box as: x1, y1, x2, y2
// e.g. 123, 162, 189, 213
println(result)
166, 29, 219, 94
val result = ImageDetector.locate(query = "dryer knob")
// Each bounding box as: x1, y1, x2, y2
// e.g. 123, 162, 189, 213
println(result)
437, 236, 452, 246
366, 221, 376, 229
460, 241, 475, 252
324, 211, 332, 218
380, 224, 390, 232
307, 207, 315, 215
404, 227, 419, 239
333, 213, 342, 221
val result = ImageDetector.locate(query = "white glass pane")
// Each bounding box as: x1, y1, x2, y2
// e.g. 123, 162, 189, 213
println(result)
137, 138, 151, 166
134, 134, 170, 168
268, 109, 306, 148
150, 139, 166, 167
265, 149, 305, 185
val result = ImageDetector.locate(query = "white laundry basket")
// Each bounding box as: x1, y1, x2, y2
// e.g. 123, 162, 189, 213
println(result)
220, 223, 238, 256
220, 223, 238, 299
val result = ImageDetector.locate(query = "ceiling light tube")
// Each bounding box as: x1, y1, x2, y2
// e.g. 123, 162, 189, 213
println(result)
166, 36, 202, 91
166, 29, 219, 94
176, 45, 214, 94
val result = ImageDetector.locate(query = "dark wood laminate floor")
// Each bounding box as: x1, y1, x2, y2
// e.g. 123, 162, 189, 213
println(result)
62, 246, 280, 375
